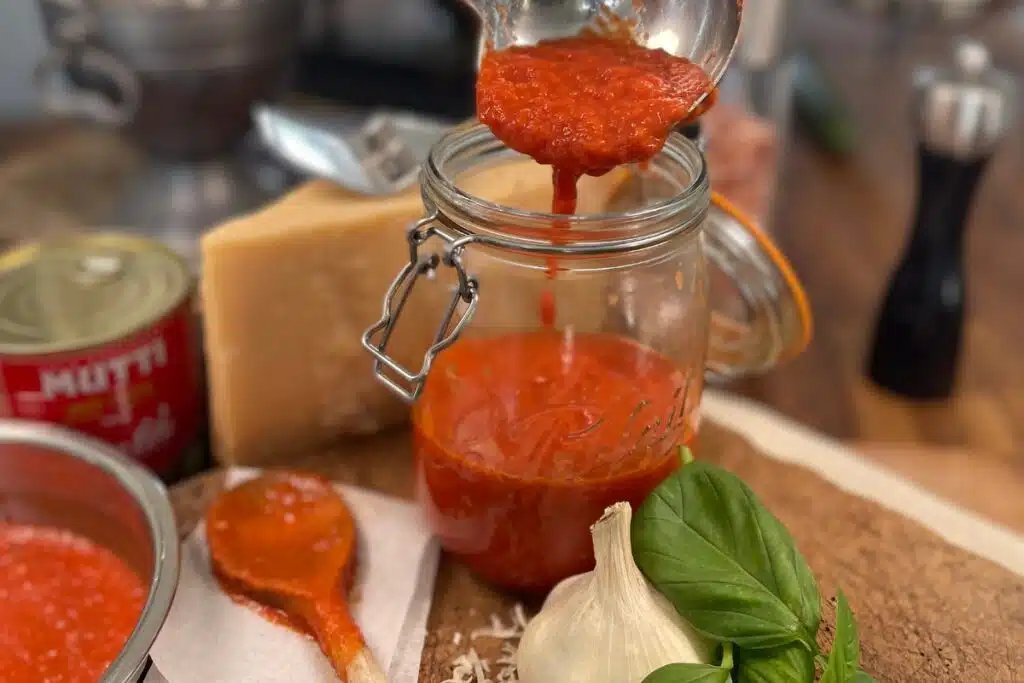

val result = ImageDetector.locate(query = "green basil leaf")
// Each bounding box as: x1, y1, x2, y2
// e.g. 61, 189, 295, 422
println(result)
819, 591, 860, 683
642, 642, 735, 683
852, 671, 879, 683
735, 643, 815, 683
632, 461, 821, 650
641, 663, 732, 683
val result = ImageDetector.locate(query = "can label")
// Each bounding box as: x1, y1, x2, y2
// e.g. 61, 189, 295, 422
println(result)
0, 302, 201, 475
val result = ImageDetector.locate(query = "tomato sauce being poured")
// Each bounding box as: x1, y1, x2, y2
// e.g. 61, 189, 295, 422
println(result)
478, 34, 713, 180
416, 32, 712, 590
0, 522, 146, 683
477, 33, 715, 324
413, 331, 697, 591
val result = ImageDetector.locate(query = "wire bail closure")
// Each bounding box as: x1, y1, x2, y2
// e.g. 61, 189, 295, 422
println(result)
361, 215, 481, 401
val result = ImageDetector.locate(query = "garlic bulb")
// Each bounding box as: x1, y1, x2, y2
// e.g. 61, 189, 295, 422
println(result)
516, 502, 714, 683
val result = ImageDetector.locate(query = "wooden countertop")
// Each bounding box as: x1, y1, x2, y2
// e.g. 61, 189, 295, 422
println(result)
741, 9, 1024, 451
166, 421, 1024, 683
3, 4, 1024, 530
731, 6, 1024, 527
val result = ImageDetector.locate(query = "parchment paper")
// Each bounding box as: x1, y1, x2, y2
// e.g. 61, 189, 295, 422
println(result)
151, 468, 441, 683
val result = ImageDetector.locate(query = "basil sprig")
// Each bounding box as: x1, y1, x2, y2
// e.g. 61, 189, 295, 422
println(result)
632, 460, 821, 650
634, 452, 875, 683
644, 644, 735, 683
735, 643, 815, 683
819, 592, 860, 683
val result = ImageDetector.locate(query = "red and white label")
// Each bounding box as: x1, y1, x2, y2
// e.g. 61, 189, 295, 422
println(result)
0, 304, 201, 475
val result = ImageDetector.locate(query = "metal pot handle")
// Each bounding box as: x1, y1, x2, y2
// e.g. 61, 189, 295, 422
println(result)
33, 16, 138, 126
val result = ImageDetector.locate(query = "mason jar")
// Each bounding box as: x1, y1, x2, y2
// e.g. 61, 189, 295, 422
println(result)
363, 122, 810, 592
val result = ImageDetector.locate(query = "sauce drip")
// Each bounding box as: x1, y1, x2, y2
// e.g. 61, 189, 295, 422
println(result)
477, 33, 714, 323
0, 522, 146, 683
414, 331, 696, 590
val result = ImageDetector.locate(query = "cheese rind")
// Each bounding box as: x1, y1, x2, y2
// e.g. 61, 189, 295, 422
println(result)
201, 160, 631, 466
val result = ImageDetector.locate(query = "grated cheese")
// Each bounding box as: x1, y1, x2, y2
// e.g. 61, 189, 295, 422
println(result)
440, 648, 491, 683
442, 606, 526, 683
495, 641, 519, 683
470, 604, 528, 641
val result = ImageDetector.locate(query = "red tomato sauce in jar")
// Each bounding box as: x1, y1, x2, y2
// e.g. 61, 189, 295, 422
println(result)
413, 330, 697, 591
0, 522, 146, 683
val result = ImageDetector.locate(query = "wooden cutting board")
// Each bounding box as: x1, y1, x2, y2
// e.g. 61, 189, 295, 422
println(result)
169, 400, 1024, 683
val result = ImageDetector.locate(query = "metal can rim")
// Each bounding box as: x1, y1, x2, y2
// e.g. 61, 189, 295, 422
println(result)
0, 232, 194, 356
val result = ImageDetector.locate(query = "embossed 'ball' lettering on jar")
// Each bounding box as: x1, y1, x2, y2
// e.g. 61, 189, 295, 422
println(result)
363, 123, 811, 591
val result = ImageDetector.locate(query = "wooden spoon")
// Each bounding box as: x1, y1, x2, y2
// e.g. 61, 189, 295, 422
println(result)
206, 472, 387, 683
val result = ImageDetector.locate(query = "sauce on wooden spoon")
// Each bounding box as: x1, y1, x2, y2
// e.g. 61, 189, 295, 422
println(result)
206, 472, 386, 683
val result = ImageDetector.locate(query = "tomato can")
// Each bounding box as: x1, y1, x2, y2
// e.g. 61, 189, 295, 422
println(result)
0, 233, 202, 479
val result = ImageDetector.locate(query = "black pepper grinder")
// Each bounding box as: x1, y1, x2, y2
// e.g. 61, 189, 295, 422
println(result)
866, 39, 1016, 399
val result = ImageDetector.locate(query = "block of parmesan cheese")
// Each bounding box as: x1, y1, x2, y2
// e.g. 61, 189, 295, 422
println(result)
201, 158, 631, 466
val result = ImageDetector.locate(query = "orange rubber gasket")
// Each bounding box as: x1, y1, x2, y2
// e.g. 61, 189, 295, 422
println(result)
710, 191, 813, 361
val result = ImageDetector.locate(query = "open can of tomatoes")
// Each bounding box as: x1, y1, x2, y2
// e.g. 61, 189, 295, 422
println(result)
0, 233, 202, 480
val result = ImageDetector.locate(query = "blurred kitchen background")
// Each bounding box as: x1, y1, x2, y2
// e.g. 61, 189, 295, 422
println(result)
1, 0, 1023, 491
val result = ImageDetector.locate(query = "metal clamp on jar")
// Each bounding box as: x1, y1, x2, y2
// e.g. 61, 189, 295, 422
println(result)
360, 123, 811, 591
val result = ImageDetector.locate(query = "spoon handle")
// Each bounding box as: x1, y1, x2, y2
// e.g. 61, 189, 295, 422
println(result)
305, 594, 389, 683
140, 656, 171, 682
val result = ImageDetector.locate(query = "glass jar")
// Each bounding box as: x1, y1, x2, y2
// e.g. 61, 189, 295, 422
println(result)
363, 123, 810, 592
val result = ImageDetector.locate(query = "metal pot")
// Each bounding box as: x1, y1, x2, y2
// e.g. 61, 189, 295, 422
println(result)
127, 61, 296, 160
0, 419, 179, 683
91, 0, 301, 72
35, 0, 302, 159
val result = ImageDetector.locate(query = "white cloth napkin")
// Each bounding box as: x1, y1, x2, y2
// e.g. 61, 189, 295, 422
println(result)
150, 468, 441, 683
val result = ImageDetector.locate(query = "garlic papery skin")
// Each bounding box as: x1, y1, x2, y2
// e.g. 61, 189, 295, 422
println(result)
516, 502, 714, 683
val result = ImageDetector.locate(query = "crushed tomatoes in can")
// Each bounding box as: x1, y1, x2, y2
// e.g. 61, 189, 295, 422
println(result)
0, 233, 202, 478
